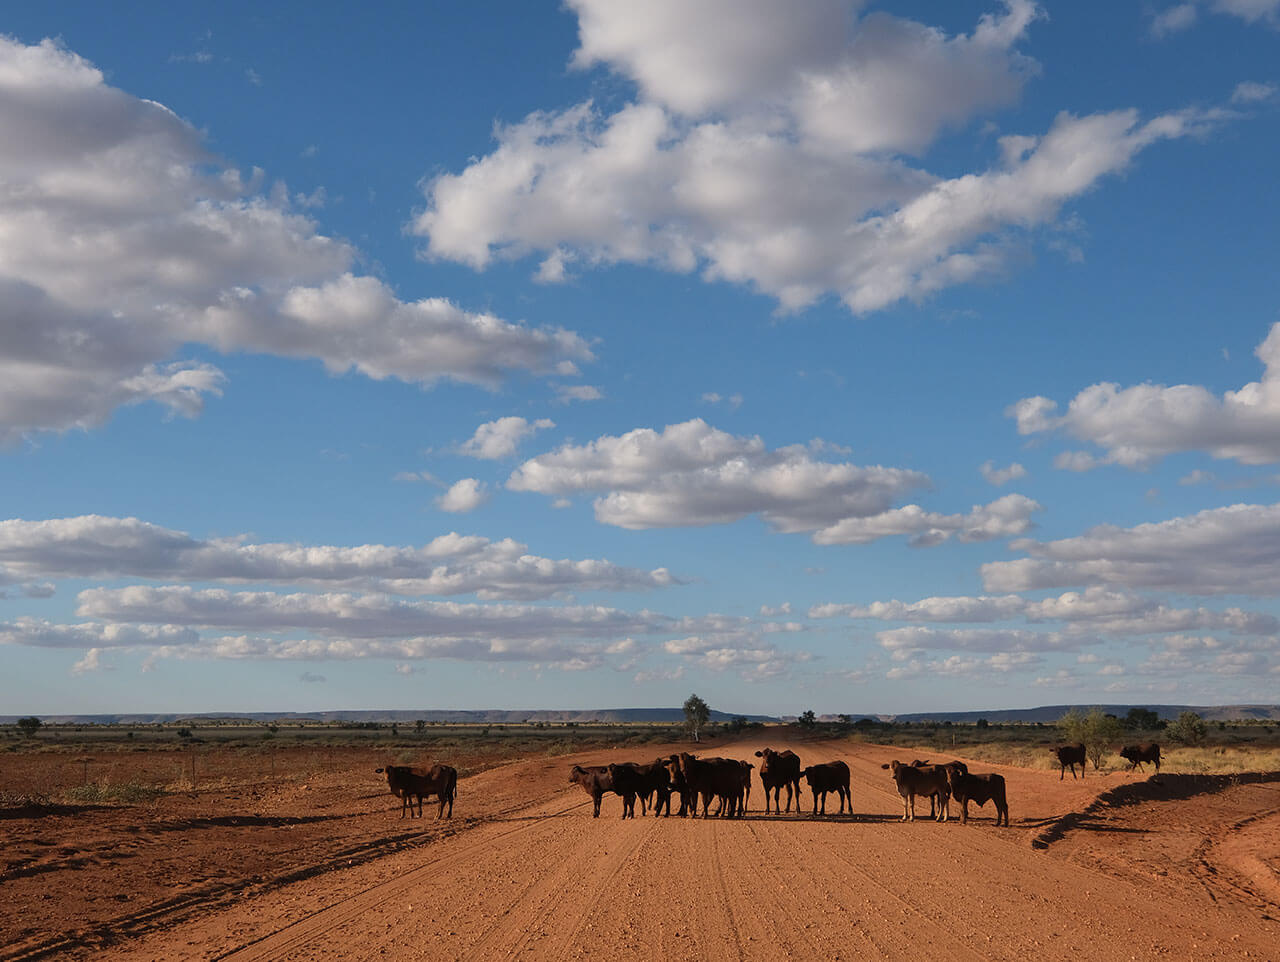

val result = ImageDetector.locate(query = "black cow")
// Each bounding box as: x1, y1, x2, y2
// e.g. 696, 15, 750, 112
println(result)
676, 753, 751, 817
944, 766, 1009, 826
376, 764, 457, 818
607, 761, 670, 818
663, 756, 695, 817
800, 761, 851, 816
1052, 743, 1087, 780
755, 748, 802, 814
1119, 742, 1161, 773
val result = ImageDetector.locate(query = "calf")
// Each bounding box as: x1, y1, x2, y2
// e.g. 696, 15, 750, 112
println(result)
882, 760, 949, 822
1119, 742, 1161, 774
944, 766, 1008, 826
376, 764, 457, 819
1052, 743, 1087, 780
568, 764, 617, 818
755, 747, 802, 814
800, 761, 851, 816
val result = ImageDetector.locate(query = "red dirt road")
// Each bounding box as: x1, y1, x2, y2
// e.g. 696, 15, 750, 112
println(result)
6, 736, 1279, 961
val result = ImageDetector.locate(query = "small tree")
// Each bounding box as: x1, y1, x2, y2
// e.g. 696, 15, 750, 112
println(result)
1059, 708, 1123, 770
797, 709, 817, 729
976, 718, 989, 729
683, 693, 710, 742
1166, 710, 1207, 746
16, 716, 41, 738
1124, 707, 1161, 731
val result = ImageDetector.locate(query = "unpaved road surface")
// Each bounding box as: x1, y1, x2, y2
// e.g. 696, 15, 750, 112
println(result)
5, 736, 1278, 961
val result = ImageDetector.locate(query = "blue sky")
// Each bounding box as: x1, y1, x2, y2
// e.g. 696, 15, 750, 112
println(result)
2, 1, 1279, 716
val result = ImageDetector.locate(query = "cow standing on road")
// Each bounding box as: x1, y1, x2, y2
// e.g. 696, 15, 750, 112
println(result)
755, 748, 802, 814
1052, 744, 1087, 780
882, 760, 949, 822
943, 765, 1009, 826
800, 761, 851, 816
376, 764, 457, 819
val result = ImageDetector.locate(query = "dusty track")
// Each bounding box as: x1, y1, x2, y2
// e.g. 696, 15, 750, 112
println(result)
6, 736, 1279, 960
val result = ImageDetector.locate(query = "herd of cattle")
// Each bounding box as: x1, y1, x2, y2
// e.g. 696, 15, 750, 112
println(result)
375, 740, 1164, 825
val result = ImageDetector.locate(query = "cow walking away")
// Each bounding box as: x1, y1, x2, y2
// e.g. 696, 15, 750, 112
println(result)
1052, 744, 1087, 780
943, 765, 1009, 827
755, 748, 802, 814
376, 764, 457, 819
800, 761, 851, 816
1119, 742, 1161, 774
882, 760, 949, 822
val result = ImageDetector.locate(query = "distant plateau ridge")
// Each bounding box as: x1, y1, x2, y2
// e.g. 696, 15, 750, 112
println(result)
4, 704, 1280, 725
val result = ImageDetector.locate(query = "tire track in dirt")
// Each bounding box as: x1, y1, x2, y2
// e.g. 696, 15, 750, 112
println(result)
214, 797, 590, 962
457, 813, 654, 960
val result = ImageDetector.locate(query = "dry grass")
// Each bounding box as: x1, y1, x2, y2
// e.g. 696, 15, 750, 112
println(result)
877, 738, 1280, 776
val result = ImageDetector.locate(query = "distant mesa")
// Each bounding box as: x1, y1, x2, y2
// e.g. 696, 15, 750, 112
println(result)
3, 704, 1279, 725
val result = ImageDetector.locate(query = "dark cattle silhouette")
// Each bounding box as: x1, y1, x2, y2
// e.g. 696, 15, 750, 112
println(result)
944, 765, 1009, 826
663, 756, 695, 816
1052, 744, 1087, 780
675, 753, 751, 817
882, 760, 949, 822
376, 764, 456, 819
1119, 742, 1161, 773
800, 761, 851, 816
755, 747, 802, 814
607, 760, 671, 818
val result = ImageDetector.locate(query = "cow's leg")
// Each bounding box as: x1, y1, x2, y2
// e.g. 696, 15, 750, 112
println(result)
592, 791, 602, 817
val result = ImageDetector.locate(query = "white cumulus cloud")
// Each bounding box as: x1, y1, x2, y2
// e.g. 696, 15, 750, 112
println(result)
415, 2, 1225, 315
0, 37, 592, 441
1011, 325, 1280, 470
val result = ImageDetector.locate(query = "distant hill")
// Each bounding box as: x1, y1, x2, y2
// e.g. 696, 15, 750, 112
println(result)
5, 703, 1279, 726
876, 704, 1280, 724
0, 707, 780, 726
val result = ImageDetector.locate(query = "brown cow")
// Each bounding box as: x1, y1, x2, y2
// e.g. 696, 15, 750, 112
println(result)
376, 764, 456, 818
755, 747, 802, 814
909, 759, 964, 818
800, 761, 851, 816
882, 760, 949, 822
1052, 743, 1087, 780
944, 766, 1008, 826
568, 764, 619, 818
1119, 742, 1161, 773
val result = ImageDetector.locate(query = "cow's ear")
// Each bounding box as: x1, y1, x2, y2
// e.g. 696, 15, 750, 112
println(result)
880, 763, 889, 769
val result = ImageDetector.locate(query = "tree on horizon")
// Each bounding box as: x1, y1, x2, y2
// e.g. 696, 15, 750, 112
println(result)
683, 693, 710, 742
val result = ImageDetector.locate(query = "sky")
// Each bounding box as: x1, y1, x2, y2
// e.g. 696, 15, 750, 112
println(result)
1, 1, 1279, 717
